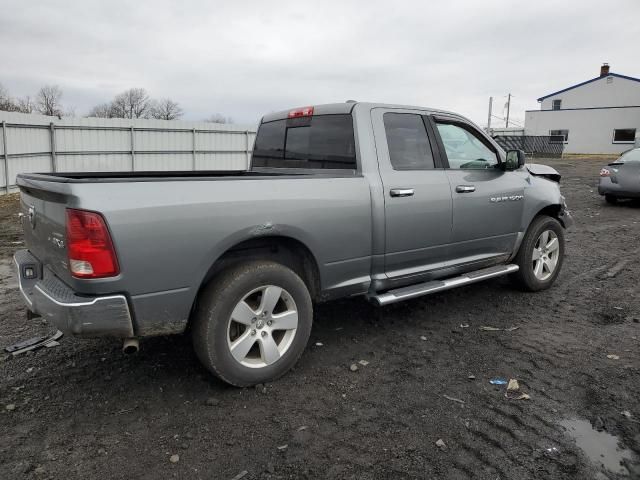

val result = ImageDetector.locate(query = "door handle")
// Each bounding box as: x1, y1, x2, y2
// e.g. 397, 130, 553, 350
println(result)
455, 185, 476, 193
390, 188, 414, 197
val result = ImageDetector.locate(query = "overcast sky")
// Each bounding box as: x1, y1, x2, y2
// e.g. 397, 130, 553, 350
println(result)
1, 0, 638, 127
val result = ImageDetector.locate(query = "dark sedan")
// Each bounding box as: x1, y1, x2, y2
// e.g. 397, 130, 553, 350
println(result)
599, 147, 640, 204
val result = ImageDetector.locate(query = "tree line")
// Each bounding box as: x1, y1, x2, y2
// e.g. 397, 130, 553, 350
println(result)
0, 83, 232, 123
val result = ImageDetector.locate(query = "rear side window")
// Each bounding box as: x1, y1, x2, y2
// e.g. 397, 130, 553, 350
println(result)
383, 113, 435, 170
252, 114, 356, 169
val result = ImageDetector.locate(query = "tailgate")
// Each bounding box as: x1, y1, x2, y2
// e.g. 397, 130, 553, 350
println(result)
18, 178, 73, 285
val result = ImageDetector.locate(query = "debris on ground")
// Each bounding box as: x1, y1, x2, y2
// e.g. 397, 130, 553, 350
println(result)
443, 395, 465, 404
277, 444, 288, 451
621, 411, 632, 419
489, 378, 508, 385
459, 324, 469, 328
169, 454, 180, 463
358, 360, 369, 366
297, 425, 308, 431
420, 335, 427, 341
230, 470, 249, 480
505, 378, 530, 400
315, 342, 323, 346
607, 354, 620, 360
435, 439, 446, 449
5, 404, 16, 411
480, 326, 519, 332
467, 375, 476, 380
349, 364, 359, 372
4, 330, 63, 356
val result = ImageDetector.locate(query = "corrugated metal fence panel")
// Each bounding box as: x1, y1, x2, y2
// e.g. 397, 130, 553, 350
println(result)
7, 126, 50, 154
196, 152, 247, 170
0, 111, 257, 193
134, 153, 193, 171
135, 130, 192, 152
197, 131, 248, 152
56, 127, 131, 152
7, 155, 51, 184
57, 154, 133, 172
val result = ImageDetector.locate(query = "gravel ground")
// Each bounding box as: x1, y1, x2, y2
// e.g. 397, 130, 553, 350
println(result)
1, 157, 639, 479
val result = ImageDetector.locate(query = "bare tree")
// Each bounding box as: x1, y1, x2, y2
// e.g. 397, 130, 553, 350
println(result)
149, 98, 183, 120
0, 82, 20, 112
204, 113, 233, 124
87, 102, 116, 118
35, 85, 64, 116
16, 96, 35, 114
110, 88, 151, 119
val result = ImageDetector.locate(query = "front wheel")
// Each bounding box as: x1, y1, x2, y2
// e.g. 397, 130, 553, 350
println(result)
511, 215, 565, 291
192, 261, 313, 387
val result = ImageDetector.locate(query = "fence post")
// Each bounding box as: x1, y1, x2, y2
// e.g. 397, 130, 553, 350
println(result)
245, 130, 251, 169
130, 126, 135, 171
2, 121, 9, 194
49, 122, 57, 173
192, 128, 197, 170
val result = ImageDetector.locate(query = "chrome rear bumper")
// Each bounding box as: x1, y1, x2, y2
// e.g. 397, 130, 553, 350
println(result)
13, 249, 134, 337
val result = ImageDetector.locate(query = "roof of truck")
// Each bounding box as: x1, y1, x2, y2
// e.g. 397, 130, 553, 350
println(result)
260, 102, 464, 123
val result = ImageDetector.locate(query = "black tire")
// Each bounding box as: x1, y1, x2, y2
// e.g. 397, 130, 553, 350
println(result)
605, 194, 618, 205
511, 215, 565, 292
192, 260, 313, 387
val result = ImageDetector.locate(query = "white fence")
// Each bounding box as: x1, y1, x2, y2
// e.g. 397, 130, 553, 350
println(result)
0, 111, 257, 194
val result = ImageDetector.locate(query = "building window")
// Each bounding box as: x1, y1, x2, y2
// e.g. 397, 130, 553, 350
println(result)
549, 130, 569, 143
612, 128, 636, 144
552, 99, 562, 110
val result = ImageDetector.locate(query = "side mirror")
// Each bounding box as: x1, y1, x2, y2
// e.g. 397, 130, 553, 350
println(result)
504, 149, 526, 171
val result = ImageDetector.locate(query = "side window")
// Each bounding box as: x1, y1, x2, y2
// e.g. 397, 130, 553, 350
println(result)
383, 113, 435, 170
435, 122, 499, 170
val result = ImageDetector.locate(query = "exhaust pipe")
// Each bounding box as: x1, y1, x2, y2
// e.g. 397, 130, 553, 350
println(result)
122, 338, 139, 355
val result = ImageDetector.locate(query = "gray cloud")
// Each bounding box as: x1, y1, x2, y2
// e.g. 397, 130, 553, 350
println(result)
1, 0, 638, 127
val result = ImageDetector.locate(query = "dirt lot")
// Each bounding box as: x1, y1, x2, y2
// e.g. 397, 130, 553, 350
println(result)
1, 157, 639, 479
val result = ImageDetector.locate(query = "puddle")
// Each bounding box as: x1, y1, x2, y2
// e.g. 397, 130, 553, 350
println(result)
560, 419, 635, 475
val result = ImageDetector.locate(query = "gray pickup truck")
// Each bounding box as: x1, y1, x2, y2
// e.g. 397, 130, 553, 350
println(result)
14, 102, 572, 386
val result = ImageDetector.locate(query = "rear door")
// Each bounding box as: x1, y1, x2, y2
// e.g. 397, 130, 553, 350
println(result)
371, 108, 452, 279
429, 116, 526, 265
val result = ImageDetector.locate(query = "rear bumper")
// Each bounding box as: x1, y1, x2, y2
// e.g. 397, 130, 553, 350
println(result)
13, 249, 134, 337
598, 178, 640, 198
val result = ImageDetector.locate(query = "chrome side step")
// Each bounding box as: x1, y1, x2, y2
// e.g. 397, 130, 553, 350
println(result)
370, 264, 519, 306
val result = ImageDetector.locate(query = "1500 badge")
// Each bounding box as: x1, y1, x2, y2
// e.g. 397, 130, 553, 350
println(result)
490, 195, 524, 203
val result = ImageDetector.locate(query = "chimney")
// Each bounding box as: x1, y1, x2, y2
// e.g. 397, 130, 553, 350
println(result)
600, 63, 610, 77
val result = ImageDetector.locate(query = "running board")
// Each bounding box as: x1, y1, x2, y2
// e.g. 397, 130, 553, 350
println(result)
370, 264, 519, 306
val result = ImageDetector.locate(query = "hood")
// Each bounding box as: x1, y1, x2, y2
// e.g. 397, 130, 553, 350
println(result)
526, 163, 561, 183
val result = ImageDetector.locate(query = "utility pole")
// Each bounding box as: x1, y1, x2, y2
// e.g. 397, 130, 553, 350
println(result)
505, 93, 512, 128
486, 97, 493, 133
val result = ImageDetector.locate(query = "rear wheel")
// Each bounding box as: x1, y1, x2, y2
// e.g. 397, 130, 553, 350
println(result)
605, 194, 618, 205
511, 215, 565, 291
192, 260, 313, 387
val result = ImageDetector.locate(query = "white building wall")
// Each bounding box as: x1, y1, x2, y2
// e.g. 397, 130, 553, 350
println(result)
540, 75, 640, 110
525, 107, 640, 154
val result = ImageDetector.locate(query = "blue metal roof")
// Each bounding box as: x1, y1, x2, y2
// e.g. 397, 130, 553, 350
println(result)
537, 72, 640, 102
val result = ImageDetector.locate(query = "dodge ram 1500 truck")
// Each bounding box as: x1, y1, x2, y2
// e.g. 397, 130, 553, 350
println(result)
14, 102, 572, 386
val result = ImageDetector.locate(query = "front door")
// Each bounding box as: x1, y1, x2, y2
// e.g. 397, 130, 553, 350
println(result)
372, 108, 453, 279
430, 116, 527, 265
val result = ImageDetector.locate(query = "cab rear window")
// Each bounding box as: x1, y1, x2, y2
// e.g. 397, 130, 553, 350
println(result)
251, 114, 356, 169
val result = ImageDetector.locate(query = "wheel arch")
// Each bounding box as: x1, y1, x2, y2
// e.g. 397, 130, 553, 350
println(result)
189, 235, 322, 322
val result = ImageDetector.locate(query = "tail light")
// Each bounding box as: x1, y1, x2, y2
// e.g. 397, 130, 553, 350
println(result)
288, 106, 314, 118
66, 209, 119, 278
600, 168, 610, 177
